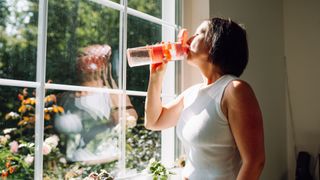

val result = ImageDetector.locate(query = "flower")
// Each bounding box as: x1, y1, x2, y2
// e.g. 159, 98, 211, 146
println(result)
126, 115, 137, 128
59, 157, 67, 164
5, 112, 20, 120
9, 166, 16, 174
1, 170, 8, 178
24, 154, 34, 166
44, 135, 59, 148
5, 161, 11, 168
42, 143, 52, 155
3, 128, 16, 134
98, 169, 114, 180
9, 141, 19, 153
0, 135, 8, 145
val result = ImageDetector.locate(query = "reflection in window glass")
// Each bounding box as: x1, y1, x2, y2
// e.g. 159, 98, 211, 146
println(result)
46, 0, 120, 86
128, 0, 162, 18
0, 86, 36, 179
126, 95, 161, 171
48, 89, 138, 178
126, 15, 162, 91
0, 0, 180, 178
0, 0, 38, 81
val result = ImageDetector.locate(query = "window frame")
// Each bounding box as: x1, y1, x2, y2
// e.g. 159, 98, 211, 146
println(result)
0, 0, 181, 178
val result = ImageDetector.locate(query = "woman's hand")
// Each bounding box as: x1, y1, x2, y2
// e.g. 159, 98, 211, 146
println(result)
149, 61, 168, 80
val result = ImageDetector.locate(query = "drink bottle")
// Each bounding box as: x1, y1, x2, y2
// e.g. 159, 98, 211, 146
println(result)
127, 29, 189, 67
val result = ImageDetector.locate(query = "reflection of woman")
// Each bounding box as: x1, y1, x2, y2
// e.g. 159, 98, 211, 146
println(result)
145, 18, 265, 179
55, 44, 137, 164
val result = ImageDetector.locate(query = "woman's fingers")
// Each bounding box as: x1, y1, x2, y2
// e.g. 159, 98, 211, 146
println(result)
150, 61, 168, 73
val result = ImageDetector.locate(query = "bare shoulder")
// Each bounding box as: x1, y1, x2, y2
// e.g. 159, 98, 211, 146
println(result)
226, 79, 255, 97
228, 79, 252, 91
223, 79, 259, 109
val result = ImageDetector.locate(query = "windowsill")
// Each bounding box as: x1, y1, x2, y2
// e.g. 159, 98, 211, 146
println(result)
116, 167, 182, 180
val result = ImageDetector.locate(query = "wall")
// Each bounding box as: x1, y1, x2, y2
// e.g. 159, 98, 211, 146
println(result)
181, 0, 208, 90
183, 0, 288, 179
284, 0, 320, 178
210, 1, 287, 179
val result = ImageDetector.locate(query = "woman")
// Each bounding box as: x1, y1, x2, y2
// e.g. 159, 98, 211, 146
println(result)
145, 18, 265, 179
55, 44, 137, 164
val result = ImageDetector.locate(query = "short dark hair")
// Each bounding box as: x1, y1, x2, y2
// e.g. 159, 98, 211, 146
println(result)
206, 17, 248, 77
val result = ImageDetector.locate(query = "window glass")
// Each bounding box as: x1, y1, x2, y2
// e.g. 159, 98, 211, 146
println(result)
0, 0, 180, 178
45, 89, 126, 178
126, 95, 161, 171
111, 0, 120, 3
128, 0, 161, 18
0, 86, 35, 179
0, 0, 38, 81
46, 0, 120, 87
126, 15, 162, 91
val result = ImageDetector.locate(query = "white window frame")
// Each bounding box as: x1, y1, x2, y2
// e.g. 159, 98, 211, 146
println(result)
0, 0, 181, 179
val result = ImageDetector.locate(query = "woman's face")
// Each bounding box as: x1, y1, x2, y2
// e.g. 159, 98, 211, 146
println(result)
186, 21, 211, 64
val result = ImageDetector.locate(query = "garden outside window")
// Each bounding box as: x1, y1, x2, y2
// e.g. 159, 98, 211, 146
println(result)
0, 0, 182, 179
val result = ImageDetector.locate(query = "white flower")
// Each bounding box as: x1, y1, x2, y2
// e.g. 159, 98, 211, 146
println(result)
59, 157, 67, 164
5, 135, 10, 140
126, 115, 137, 128
3, 128, 17, 134
44, 135, 59, 148
5, 112, 19, 120
42, 142, 52, 155
24, 154, 34, 165
0, 135, 8, 145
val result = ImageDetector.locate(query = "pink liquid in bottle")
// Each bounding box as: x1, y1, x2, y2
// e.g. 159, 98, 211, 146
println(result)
127, 29, 189, 67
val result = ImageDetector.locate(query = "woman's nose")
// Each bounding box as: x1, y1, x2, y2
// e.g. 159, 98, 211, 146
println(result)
186, 34, 197, 46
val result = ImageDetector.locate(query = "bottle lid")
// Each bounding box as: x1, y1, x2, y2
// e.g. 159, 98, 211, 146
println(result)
178, 28, 189, 53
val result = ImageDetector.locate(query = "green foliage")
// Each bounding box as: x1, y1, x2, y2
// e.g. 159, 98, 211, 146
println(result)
147, 158, 175, 180
126, 123, 161, 171
46, 0, 120, 85
128, 0, 161, 18
0, 140, 34, 179
0, 0, 9, 26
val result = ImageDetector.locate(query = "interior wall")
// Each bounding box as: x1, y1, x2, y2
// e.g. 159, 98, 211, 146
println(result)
209, 1, 287, 179
283, 0, 320, 178
182, 0, 320, 179
181, 0, 208, 90
183, 0, 287, 179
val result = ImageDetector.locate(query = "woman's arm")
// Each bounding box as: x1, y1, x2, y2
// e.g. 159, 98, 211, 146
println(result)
144, 63, 184, 131
223, 80, 265, 180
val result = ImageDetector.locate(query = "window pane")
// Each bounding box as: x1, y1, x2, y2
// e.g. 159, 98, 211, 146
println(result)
126, 15, 162, 91
46, 0, 120, 87
111, 0, 120, 3
0, 0, 38, 81
126, 95, 161, 172
0, 86, 35, 179
128, 0, 161, 18
47, 89, 125, 178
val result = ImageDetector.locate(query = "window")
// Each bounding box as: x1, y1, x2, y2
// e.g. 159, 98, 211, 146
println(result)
0, 0, 181, 179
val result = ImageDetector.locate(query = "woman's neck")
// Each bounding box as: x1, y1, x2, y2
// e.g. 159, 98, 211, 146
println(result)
200, 63, 223, 85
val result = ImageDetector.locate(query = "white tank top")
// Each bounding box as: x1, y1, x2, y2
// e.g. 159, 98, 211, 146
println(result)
176, 75, 241, 180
